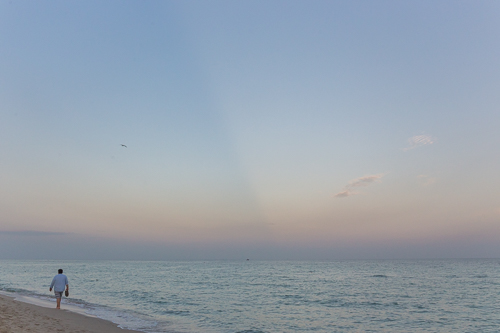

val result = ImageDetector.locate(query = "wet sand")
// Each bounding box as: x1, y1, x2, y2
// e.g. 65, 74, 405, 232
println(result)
0, 294, 139, 333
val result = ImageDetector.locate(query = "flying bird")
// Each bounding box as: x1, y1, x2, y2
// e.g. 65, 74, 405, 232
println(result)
121, 144, 127, 148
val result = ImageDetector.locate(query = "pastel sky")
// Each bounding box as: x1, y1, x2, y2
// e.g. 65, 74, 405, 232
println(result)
1, 0, 499, 259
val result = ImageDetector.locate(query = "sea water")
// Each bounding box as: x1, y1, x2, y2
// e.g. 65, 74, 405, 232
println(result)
0, 260, 499, 332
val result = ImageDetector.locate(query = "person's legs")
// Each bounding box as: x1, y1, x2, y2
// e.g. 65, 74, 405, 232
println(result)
54, 291, 63, 309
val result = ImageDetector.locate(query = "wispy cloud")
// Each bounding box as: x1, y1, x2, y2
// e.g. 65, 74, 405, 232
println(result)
418, 175, 437, 186
0, 230, 67, 236
403, 134, 434, 151
335, 174, 384, 198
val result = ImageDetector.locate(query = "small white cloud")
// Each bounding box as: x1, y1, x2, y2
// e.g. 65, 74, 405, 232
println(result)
403, 134, 435, 151
334, 190, 351, 198
347, 174, 384, 187
335, 174, 384, 198
418, 175, 437, 186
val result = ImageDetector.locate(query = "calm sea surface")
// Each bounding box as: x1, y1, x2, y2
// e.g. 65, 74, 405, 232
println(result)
0, 260, 499, 332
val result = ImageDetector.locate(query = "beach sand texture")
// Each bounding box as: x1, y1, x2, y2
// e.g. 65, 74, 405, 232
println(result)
0, 294, 139, 333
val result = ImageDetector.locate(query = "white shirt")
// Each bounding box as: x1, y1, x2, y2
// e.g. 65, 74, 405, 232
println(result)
50, 274, 68, 292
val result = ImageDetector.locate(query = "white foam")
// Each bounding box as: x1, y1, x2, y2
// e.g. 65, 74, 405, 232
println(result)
87, 307, 158, 331
0, 290, 96, 317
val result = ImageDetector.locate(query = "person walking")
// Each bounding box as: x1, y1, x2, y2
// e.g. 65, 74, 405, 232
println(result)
49, 268, 69, 309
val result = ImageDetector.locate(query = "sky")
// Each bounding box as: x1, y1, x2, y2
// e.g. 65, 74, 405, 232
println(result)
1, 0, 499, 260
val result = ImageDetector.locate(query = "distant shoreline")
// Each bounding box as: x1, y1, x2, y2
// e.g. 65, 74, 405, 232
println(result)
0, 293, 140, 333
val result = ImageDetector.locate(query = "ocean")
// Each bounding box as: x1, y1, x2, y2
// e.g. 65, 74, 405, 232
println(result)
0, 260, 498, 332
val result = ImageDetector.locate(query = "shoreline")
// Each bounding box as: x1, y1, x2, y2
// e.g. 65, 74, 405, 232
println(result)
0, 293, 141, 333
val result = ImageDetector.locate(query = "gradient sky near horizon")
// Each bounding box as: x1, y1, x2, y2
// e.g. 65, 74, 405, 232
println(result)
1, 0, 499, 260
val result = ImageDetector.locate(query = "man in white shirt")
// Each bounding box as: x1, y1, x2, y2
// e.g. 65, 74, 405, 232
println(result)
49, 268, 69, 309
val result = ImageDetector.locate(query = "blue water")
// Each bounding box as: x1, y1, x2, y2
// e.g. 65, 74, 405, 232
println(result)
0, 260, 499, 332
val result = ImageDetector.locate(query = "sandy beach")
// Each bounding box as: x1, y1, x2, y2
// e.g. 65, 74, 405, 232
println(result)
0, 294, 139, 333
